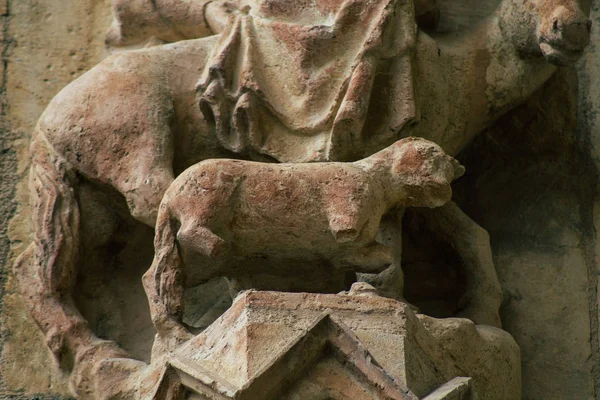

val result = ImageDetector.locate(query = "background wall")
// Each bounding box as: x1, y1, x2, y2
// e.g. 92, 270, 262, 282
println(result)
0, 0, 598, 398
0, 0, 112, 396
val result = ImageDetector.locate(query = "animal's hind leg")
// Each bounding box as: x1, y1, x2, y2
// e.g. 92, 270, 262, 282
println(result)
357, 210, 406, 300
177, 222, 225, 257
14, 138, 130, 372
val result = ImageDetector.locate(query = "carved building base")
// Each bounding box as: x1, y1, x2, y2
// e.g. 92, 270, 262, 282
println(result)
140, 284, 520, 400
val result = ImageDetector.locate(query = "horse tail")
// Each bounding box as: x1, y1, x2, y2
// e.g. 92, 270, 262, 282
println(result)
142, 202, 186, 340
13, 126, 89, 369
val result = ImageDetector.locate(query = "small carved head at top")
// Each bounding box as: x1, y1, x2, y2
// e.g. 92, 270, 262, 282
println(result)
500, 0, 591, 66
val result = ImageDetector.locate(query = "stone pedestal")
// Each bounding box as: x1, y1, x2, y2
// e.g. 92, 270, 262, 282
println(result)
147, 286, 520, 400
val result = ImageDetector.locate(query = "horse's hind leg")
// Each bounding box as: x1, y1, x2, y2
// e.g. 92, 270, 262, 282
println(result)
14, 137, 130, 374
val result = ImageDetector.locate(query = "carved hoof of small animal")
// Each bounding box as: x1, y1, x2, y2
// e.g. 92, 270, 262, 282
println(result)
172, 324, 194, 345
348, 282, 380, 297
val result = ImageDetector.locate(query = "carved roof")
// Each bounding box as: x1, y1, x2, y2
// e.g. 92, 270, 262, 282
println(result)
151, 290, 478, 399
171, 313, 417, 399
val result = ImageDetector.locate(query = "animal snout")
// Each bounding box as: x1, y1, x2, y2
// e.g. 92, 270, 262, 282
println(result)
539, 5, 591, 65
432, 154, 464, 183
451, 157, 465, 180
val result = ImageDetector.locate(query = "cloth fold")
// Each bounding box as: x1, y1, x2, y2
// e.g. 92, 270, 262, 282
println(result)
198, 0, 418, 162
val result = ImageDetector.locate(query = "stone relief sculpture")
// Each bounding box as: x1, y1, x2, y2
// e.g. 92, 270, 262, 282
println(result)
13, 0, 590, 398
144, 137, 463, 354
151, 288, 521, 400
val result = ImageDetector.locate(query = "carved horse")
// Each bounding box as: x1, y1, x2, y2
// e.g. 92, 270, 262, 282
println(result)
14, 0, 590, 394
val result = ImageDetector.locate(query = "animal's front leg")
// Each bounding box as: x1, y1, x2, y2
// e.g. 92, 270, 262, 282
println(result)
356, 210, 405, 299
407, 202, 503, 327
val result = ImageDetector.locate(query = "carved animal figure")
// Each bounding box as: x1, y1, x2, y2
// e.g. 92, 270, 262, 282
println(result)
14, 0, 591, 394
143, 137, 463, 348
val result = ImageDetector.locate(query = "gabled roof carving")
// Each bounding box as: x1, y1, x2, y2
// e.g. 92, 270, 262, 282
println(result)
150, 288, 515, 400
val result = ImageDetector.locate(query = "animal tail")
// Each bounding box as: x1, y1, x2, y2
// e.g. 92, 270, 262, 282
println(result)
13, 127, 91, 370
142, 203, 186, 340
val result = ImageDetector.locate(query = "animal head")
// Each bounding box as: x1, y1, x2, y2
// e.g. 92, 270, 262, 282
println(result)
500, 0, 590, 66
387, 138, 464, 208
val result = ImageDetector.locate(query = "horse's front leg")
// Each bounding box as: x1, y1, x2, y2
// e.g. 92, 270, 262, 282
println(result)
408, 202, 503, 327
13, 137, 153, 399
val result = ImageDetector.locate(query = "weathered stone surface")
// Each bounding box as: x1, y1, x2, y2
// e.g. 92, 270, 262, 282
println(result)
150, 288, 518, 400
454, 66, 597, 399
1, 0, 598, 398
144, 138, 466, 356
2, 0, 113, 397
